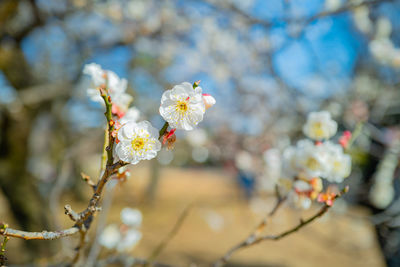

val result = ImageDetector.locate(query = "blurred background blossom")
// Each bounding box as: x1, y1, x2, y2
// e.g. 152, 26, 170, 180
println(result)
1, 0, 400, 266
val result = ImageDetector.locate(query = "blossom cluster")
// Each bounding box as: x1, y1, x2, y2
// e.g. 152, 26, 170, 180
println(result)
280, 111, 352, 209
99, 208, 143, 252
84, 64, 215, 165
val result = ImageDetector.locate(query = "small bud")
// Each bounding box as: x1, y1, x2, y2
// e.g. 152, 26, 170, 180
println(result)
112, 104, 126, 118
99, 87, 107, 96
343, 185, 350, 193
193, 80, 201, 89
339, 131, 352, 149
162, 128, 177, 150
202, 94, 216, 110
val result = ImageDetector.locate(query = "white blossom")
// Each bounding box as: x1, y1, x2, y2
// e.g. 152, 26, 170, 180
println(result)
116, 229, 142, 252
121, 208, 142, 227
282, 145, 298, 178
202, 93, 216, 110
186, 128, 208, 147
99, 224, 121, 249
115, 121, 161, 164
118, 107, 140, 125
295, 139, 332, 179
322, 142, 352, 183
302, 111, 338, 140
288, 191, 312, 210
84, 63, 132, 111
262, 148, 281, 185
159, 82, 205, 130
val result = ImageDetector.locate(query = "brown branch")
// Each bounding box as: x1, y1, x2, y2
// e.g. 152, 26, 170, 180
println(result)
213, 188, 348, 267
206, 0, 392, 28
96, 255, 176, 267
81, 172, 96, 192
0, 224, 79, 241
64, 205, 80, 222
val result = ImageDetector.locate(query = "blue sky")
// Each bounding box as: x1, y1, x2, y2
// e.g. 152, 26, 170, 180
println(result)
2, 0, 396, 133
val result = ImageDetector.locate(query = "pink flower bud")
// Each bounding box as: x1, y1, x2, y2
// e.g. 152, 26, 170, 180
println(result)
202, 94, 216, 110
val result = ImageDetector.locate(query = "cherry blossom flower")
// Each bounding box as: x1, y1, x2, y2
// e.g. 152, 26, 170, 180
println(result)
116, 228, 142, 252
303, 111, 338, 140
99, 224, 142, 252
317, 185, 340, 206
202, 93, 216, 110
118, 107, 140, 125
99, 207, 143, 252
159, 82, 205, 131
295, 139, 332, 179
114, 121, 161, 164
282, 145, 299, 178
99, 224, 121, 249
288, 191, 312, 210
120, 208, 142, 227
322, 142, 352, 183
84, 63, 132, 113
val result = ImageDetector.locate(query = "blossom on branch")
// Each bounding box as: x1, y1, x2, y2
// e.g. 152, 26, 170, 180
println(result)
84, 63, 132, 116
303, 111, 338, 141
202, 93, 216, 110
115, 121, 161, 164
322, 142, 352, 183
159, 82, 206, 131
99, 208, 143, 252
291, 139, 331, 180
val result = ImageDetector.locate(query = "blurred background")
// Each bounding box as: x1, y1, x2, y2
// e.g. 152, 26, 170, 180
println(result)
0, 0, 400, 266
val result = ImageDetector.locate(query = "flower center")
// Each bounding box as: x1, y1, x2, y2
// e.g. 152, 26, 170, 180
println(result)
176, 100, 188, 113
333, 161, 341, 172
305, 157, 319, 171
131, 137, 145, 151
311, 122, 324, 137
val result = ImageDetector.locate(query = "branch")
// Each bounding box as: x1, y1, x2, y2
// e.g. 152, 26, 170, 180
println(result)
0, 224, 79, 240
96, 254, 176, 267
206, 0, 392, 28
81, 172, 96, 192
213, 188, 348, 267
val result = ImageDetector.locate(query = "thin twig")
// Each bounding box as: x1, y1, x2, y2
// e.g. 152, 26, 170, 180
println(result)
86, 184, 116, 267
213, 188, 348, 267
100, 127, 109, 175
71, 230, 87, 265
96, 254, 176, 267
81, 172, 96, 192
145, 204, 193, 266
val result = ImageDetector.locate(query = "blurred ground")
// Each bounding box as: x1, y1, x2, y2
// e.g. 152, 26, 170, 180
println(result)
0, 163, 385, 267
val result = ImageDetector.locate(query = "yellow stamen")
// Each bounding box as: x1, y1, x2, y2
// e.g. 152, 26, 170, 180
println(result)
311, 122, 324, 138
131, 137, 145, 151
333, 161, 341, 172
176, 100, 188, 114
305, 157, 319, 171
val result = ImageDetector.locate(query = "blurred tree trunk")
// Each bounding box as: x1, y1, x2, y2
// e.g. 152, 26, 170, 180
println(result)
0, 44, 53, 256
